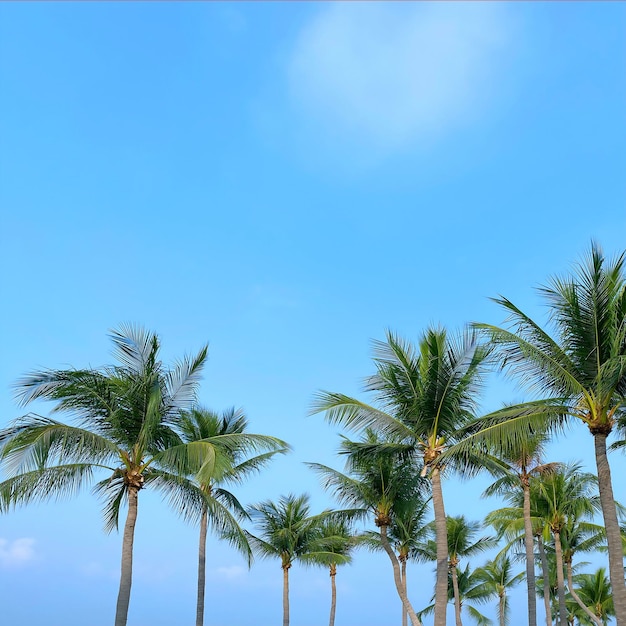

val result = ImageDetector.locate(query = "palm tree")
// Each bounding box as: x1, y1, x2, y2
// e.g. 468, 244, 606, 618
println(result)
561, 518, 606, 626
472, 554, 524, 626
312, 327, 492, 626
479, 429, 557, 626
388, 495, 432, 626
174, 406, 288, 626
483, 483, 554, 626
421, 516, 497, 626
308, 431, 425, 626
533, 465, 600, 626
420, 564, 494, 626
310, 518, 358, 626
246, 493, 338, 626
0, 325, 209, 626
472, 243, 626, 622
570, 568, 614, 625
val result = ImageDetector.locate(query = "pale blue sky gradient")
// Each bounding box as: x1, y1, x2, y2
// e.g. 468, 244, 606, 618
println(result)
1, 3, 625, 625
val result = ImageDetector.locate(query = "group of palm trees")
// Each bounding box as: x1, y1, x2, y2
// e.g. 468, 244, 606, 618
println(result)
0, 242, 625, 626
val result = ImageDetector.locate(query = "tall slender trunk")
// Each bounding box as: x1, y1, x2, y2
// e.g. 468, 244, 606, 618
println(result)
592, 431, 626, 625
498, 591, 506, 626
431, 468, 449, 626
115, 485, 139, 626
196, 507, 208, 626
553, 529, 567, 626
283, 564, 290, 626
329, 564, 337, 626
451, 563, 463, 626
522, 479, 538, 626
401, 557, 408, 626
379, 525, 422, 626
537, 535, 552, 626
283, 565, 291, 626
565, 558, 602, 626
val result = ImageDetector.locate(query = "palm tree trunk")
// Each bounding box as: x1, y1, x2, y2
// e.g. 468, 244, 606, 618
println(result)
451, 564, 463, 626
431, 468, 449, 626
565, 559, 602, 626
379, 525, 422, 626
329, 564, 337, 626
114, 485, 139, 626
196, 507, 208, 626
553, 530, 567, 626
283, 565, 290, 626
499, 591, 506, 626
537, 535, 552, 626
402, 558, 408, 626
592, 431, 626, 625
522, 480, 538, 626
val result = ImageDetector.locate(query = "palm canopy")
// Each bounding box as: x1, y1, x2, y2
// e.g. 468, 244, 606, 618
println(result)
246, 493, 338, 569
419, 564, 495, 626
0, 325, 212, 529
307, 430, 425, 528
427, 515, 497, 566
171, 406, 288, 507
475, 244, 626, 425
311, 327, 492, 475
571, 568, 615, 625
160, 406, 288, 557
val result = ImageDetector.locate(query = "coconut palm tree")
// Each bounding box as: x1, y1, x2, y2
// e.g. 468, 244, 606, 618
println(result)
312, 327, 492, 626
532, 465, 600, 626
0, 325, 210, 626
570, 568, 614, 625
419, 564, 494, 626
472, 554, 524, 626
421, 516, 497, 626
310, 518, 359, 626
472, 243, 626, 622
308, 431, 426, 626
246, 493, 339, 626
173, 406, 288, 626
389, 495, 432, 626
484, 481, 555, 626
560, 519, 606, 626
478, 428, 557, 626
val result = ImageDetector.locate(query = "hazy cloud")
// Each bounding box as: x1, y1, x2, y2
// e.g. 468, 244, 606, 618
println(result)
0, 538, 36, 568
215, 565, 247, 580
288, 3, 511, 151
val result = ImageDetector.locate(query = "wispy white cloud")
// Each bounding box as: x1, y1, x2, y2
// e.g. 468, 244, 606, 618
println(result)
0, 537, 36, 568
212, 564, 247, 581
288, 3, 511, 152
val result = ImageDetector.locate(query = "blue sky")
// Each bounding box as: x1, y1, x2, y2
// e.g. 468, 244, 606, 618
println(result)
1, 2, 625, 625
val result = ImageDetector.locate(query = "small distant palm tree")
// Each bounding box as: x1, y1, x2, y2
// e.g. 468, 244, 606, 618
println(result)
472, 554, 525, 626
310, 518, 359, 626
173, 406, 288, 626
420, 564, 494, 626
570, 568, 614, 625
389, 496, 432, 626
533, 465, 600, 625
0, 325, 209, 626
246, 494, 335, 626
421, 516, 497, 626
560, 518, 606, 626
479, 429, 557, 626
308, 430, 426, 626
